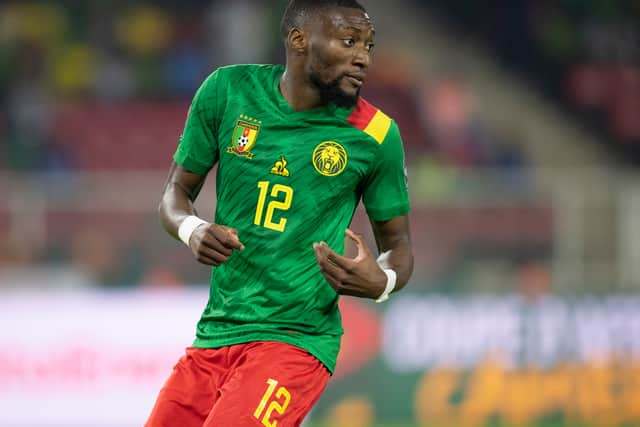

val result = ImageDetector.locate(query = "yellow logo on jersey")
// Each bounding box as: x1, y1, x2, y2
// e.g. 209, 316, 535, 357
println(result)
270, 156, 290, 177
312, 141, 347, 177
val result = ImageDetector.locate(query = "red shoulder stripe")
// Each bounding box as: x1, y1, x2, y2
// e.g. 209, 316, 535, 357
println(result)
346, 98, 378, 131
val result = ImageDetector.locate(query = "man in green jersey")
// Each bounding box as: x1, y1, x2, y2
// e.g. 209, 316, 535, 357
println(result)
146, 0, 413, 425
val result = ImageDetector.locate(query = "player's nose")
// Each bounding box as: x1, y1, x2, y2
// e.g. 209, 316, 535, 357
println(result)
352, 47, 370, 69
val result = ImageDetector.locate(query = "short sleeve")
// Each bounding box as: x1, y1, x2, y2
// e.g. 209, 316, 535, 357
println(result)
362, 120, 411, 221
173, 70, 222, 175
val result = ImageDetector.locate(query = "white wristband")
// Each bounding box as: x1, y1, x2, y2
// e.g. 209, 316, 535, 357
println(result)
375, 268, 397, 303
178, 215, 209, 247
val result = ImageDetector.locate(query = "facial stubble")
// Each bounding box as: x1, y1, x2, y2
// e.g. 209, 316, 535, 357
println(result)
309, 72, 359, 108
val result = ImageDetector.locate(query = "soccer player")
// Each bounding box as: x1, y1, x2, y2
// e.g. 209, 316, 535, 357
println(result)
146, 0, 413, 425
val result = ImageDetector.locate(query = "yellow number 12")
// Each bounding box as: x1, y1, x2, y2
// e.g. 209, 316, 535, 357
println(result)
254, 181, 293, 232
254, 378, 291, 427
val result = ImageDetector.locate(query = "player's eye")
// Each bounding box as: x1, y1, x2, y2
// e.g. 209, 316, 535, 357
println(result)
342, 38, 355, 47
366, 42, 375, 51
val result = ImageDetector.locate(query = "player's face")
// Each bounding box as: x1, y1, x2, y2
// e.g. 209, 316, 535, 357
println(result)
306, 7, 375, 107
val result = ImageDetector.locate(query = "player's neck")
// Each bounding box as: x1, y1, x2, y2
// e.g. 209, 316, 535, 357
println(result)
279, 69, 325, 112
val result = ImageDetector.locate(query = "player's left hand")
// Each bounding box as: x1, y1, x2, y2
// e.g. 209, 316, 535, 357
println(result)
313, 229, 387, 299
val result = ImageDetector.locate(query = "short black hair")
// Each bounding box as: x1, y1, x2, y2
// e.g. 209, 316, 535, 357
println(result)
280, 0, 367, 40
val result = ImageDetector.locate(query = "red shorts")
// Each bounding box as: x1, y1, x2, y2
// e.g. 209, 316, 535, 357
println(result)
145, 341, 330, 427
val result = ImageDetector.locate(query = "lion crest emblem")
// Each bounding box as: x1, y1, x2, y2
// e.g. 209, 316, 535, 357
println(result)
312, 141, 348, 177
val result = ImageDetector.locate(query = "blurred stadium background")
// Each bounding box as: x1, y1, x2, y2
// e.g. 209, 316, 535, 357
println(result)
1, 1, 640, 426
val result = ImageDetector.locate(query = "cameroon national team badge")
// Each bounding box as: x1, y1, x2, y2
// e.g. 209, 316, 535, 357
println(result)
228, 119, 260, 158
312, 141, 348, 176
270, 156, 290, 177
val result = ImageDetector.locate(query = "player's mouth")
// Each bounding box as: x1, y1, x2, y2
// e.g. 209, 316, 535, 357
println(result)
345, 73, 365, 87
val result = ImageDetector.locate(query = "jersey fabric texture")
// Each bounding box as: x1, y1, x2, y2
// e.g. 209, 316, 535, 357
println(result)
174, 64, 410, 373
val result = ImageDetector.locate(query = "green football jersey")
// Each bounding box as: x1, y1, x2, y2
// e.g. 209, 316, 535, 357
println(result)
174, 64, 410, 373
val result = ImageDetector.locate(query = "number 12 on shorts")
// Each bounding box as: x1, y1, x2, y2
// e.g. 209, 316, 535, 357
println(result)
253, 378, 291, 427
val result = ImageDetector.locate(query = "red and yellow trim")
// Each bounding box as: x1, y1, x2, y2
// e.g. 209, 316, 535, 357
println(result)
346, 98, 392, 144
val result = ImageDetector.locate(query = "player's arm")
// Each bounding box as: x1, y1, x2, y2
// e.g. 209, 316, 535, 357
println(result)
314, 116, 413, 300
159, 161, 244, 266
370, 214, 413, 292
313, 214, 413, 300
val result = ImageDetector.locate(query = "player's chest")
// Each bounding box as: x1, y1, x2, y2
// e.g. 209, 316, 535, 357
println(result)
216, 110, 376, 190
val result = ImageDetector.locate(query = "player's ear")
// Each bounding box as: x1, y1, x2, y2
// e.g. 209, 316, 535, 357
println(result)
288, 28, 307, 55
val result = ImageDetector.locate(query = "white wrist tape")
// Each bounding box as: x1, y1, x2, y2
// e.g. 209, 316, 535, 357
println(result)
178, 215, 209, 246
375, 268, 397, 303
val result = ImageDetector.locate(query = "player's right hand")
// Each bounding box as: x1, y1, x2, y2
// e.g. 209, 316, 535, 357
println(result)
188, 223, 245, 266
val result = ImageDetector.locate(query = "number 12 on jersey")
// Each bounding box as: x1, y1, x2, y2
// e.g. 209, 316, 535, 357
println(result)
254, 181, 294, 232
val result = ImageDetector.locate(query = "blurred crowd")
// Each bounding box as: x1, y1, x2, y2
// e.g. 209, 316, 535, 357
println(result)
0, 1, 280, 171
424, 0, 640, 162
0, 1, 529, 172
